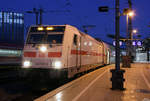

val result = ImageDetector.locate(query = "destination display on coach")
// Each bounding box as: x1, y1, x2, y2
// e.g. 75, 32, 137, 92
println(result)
30, 26, 66, 32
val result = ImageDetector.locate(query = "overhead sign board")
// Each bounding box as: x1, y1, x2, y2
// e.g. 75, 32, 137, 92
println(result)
98, 6, 109, 12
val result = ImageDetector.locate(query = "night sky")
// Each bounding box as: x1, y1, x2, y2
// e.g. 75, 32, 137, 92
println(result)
0, 0, 150, 44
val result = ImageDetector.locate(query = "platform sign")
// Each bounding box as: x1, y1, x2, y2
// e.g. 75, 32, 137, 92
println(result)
113, 41, 122, 46
137, 41, 142, 46
132, 41, 136, 46
98, 6, 109, 12
132, 41, 142, 46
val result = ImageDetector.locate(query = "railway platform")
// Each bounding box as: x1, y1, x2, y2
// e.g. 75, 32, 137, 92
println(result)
35, 63, 150, 101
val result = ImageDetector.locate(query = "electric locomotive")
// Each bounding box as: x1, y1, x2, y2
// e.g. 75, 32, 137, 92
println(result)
22, 25, 111, 80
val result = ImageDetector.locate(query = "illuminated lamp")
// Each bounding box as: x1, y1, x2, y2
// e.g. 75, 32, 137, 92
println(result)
37, 27, 44, 31
39, 45, 47, 52
132, 41, 136, 46
23, 61, 31, 68
54, 61, 62, 69
137, 41, 142, 46
46, 27, 54, 30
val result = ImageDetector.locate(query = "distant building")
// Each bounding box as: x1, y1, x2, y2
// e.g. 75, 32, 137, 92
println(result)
0, 11, 24, 65
0, 11, 24, 49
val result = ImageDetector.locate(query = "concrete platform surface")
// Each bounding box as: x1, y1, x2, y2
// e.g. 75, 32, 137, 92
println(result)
35, 63, 150, 101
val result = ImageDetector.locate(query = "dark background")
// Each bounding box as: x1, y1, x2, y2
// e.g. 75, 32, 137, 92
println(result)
0, 0, 150, 43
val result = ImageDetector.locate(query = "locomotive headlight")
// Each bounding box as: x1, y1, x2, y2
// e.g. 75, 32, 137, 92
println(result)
39, 45, 47, 53
37, 27, 44, 31
46, 27, 54, 30
54, 61, 62, 69
23, 61, 31, 68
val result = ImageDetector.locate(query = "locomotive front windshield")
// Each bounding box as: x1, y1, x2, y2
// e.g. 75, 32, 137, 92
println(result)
27, 34, 44, 44
27, 34, 64, 44
47, 34, 64, 44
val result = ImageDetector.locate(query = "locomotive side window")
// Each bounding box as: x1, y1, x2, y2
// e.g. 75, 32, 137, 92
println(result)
73, 34, 77, 45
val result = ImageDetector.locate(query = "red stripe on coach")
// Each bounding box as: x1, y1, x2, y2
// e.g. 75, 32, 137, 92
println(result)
71, 50, 87, 55
71, 50, 78, 54
48, 52, 62, 57
24, 52, 36, 57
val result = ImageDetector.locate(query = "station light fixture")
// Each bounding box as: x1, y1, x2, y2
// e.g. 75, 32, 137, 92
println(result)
123, 8, 135, 17
132, 29, 137, 34
128, 11, 135, 17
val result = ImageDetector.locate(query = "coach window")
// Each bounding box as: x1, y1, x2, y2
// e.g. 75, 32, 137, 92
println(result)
73, 34, 77, 45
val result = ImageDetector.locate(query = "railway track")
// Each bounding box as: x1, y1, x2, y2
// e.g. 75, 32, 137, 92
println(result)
0, 65, 104, 101
0, 67, 21, 83
0, 67, 67, 101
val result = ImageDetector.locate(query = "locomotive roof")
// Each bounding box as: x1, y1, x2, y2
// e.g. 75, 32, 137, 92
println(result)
29, 24, 111, 47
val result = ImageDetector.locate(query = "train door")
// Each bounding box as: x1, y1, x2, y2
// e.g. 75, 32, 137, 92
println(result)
104, 48, 107, 64
78, 36, 82, 70
73, 34, 81, 70
73, 34, 78, 69
107, 50, 110, 64
102, 43, 105, 65
99, 42, 104, 65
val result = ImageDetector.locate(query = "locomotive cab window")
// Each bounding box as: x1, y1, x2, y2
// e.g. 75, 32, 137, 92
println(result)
27, 34, 44, 44
73, 34, 77, 45
47, 34, 64, 44
27, 33, 64, 44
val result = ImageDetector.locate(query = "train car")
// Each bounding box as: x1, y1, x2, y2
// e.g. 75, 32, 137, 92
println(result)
22, 25, 111, 80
